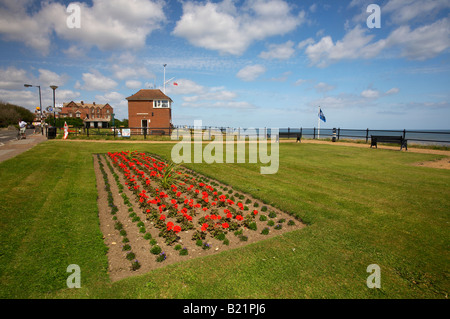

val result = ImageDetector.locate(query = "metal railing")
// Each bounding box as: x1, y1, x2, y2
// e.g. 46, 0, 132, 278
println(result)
51, 125, 450, 145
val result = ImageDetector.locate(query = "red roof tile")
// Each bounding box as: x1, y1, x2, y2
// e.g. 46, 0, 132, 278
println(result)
126, 89, 172, 102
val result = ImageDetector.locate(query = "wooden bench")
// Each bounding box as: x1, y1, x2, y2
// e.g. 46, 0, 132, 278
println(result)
370, 135, 407, 150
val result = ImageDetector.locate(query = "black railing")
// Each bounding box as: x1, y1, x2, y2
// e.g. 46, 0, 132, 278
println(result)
53, 125, 450, 145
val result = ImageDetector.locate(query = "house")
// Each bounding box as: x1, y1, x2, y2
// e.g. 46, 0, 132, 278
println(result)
60, 101, 113, 128
126, 89, 173, 134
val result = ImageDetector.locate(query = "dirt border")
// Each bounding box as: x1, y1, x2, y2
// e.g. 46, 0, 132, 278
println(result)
94, 152, 305, 282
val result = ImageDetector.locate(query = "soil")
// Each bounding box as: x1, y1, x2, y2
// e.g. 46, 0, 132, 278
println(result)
411, 157, 450, 170
93, 153, 305, 282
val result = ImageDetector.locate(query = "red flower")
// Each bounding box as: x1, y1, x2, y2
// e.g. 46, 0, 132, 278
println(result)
222, 222, 229, 229
173, 225, 181, 233
236, 215, 243, 221
201, 223, 209, 232
253, 210, 258, 215
160, 214, 166, 221
167, 221, 174, 231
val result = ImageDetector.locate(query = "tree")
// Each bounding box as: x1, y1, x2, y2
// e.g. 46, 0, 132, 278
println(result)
0, 101, 34, 127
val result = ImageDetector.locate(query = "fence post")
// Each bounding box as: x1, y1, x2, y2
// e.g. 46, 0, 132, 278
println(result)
144, 127, 147, 139
288, 127, 290, 139
313, 127, 316, 139
87, 127, 89, 137
403, 129, 406, 140
365, 128, 369, 143
337, 128, 340, 141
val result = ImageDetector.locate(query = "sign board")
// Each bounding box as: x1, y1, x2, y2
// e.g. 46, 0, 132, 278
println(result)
122, 129, 131, 138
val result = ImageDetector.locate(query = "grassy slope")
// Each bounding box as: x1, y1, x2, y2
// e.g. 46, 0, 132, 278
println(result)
0, 141, 448, 298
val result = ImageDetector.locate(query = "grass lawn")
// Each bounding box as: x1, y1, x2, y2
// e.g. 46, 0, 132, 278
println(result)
0, 140, 448, 298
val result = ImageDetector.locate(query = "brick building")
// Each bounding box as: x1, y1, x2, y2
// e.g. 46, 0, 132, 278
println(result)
126, 89, 173, 134
60, 101, 113, 128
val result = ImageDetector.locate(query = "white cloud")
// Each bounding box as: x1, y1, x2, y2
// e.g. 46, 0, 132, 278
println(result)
165, 79, 205, 95
112, 64, 154, 80
385, 87, 400, 95
77, 71, 118, 91
172, 0, 305, 55
125, 80, 142, 90
38, 69, 69, 87
259, 41, 295, 60
0, 66, 29, 90
236, 64, 266, 81
294, 79, 307, 86
0, 0, 166, 55
315, 82, 335, 93
383, 0, 450, 25
165, 78, 254, 109
361, 89, 380, 99
304, 18, 450, 67
297, 38, 315, 49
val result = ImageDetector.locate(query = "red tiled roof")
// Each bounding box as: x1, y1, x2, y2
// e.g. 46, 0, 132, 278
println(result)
126, 89, 172, 102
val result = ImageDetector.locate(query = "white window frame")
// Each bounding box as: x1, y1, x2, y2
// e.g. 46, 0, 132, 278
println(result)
154, 100, 170, 108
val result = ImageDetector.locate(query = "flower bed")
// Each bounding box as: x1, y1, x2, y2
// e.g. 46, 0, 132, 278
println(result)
94, 151, 304, 279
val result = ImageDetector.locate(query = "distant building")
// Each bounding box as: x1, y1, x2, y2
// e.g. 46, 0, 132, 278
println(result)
60, 101, 113, 128
126, 89, 173, 134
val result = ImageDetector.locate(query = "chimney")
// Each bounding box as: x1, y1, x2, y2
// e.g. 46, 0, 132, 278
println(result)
93, 102, 96, 106
81, 101, 84, 105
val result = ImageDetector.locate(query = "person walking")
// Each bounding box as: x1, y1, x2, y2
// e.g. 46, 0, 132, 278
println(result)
18, 119, 27, 139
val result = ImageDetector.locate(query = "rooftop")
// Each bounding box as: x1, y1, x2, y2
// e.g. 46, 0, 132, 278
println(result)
126, 89, 172, 102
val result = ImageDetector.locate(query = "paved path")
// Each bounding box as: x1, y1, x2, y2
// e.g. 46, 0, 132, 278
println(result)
0, 130, 47, 163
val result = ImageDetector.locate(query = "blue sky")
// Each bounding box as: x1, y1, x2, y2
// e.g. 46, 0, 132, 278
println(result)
0, 0, 449, 129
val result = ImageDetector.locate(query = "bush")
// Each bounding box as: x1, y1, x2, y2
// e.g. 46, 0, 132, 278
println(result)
261, 228, 270, 235
144, 233, 152, 240
150, 245, 162, 255
259, 215, 267, 221
156, 252, 166, 262
126, 252, 136, 260
179, 247, 188, 256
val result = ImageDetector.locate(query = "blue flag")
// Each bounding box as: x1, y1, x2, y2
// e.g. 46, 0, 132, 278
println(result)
319, 108, 326, 122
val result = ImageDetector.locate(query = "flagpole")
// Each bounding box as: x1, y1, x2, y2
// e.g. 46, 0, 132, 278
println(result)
318, 106, 320, 139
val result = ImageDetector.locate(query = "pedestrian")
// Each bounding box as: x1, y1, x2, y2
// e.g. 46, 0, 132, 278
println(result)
18, 119, 27, 139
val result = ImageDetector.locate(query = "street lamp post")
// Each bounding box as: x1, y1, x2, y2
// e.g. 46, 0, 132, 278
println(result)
24, 84, 43, 135
50, 85, 58, 128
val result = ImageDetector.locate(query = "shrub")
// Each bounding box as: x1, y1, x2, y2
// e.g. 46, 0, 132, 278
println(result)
126, 252, 136, 260
144, 233, 152, 240
223, 238, 230, 246
174, 244, 182, 250
196, 239, 203, 247
269, 211, 277, 218
179, 247, 188, 256
131, 260, 141, 271
267, 220, 275, 227
122, 237, 129, 243
248, 222, 257, 231
202, 242, 211, 250
275, 224, 282, 230
137, 221, 144, 227
139, 227, 146, 233
288, 220, 295, 226
261, 227, 270, 235
122, 244, 131, 251
156, 252, 166, 262
120, 230, 127, 237
259, 215, 267, 221
261, 206, 267, 212
150, 239, 157, 246
150, 245, 162, 255
239, 235, 248, 242
278, 218, 286, 223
